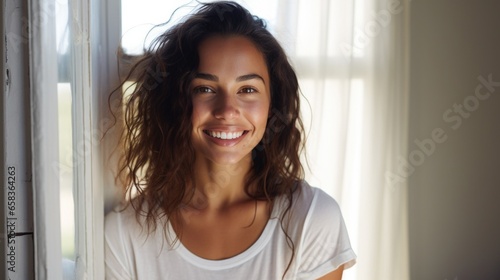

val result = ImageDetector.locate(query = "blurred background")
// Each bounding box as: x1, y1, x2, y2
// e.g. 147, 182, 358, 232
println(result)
408, 1, 500, 279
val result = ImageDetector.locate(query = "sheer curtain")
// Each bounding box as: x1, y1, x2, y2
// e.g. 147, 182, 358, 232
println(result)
271, 0, 411, 279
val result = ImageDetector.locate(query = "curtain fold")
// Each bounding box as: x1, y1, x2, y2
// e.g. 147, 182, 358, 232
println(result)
276, 0, 411, 279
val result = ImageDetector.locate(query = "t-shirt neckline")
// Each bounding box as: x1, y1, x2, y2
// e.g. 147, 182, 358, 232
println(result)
167, 198, 282, 271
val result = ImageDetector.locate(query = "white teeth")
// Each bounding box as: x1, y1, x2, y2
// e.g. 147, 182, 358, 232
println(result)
207, 131, 244, 140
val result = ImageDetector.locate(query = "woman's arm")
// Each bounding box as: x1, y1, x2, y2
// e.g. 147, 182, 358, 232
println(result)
317, 265, 344, 280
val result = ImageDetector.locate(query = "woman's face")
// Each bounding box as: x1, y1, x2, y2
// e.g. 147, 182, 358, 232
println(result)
190, 35, 271, 166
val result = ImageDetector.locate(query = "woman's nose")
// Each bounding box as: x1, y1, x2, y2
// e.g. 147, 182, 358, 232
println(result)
213, 94, 240, 120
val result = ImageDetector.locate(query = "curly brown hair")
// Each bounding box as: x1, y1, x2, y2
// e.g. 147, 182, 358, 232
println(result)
111, 1, 305, 277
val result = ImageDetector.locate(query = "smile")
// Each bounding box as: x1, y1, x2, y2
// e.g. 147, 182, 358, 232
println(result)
204, 130, 247, 140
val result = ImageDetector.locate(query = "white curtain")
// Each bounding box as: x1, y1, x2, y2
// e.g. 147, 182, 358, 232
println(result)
270, 0, 411, 279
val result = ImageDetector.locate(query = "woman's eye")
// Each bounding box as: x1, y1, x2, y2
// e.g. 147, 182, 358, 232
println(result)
193, 87, 215, 94
239, 87, 257, 94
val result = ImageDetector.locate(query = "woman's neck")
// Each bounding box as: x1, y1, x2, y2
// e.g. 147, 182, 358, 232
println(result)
189, 155, 253, 211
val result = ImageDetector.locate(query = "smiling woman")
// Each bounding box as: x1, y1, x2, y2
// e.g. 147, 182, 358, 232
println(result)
105, 2, 356, 279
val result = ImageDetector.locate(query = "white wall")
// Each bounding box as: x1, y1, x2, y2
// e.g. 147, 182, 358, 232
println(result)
409, 0, 500, 279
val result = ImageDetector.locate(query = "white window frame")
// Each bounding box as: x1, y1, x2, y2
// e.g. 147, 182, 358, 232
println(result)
29, 0, 63, 278
2, 0, 121, 279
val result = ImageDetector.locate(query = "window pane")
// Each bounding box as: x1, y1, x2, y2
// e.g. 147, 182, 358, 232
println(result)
58, 83, 75, 260
56, 0, 76, 276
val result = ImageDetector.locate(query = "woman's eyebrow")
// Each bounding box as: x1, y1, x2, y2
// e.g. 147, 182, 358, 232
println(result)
236, 74, 265, 84
195, 72, 218, 81
194, 73, 266, 84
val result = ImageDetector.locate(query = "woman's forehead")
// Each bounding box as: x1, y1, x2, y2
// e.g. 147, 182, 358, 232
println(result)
196, 35, 269, 82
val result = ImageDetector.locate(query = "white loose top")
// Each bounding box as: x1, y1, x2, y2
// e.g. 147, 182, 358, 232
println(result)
105, 181, 356, 279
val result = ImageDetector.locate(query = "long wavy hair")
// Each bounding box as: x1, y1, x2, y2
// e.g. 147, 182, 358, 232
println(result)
112, 1, 305, 277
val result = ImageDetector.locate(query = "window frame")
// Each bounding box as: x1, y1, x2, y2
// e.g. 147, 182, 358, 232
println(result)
0, 0, 121, 279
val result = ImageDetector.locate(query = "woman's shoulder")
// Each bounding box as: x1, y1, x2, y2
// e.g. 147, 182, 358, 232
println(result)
273, 180, 342, 225
291, 180, 341, 215
105, 202, 146, 236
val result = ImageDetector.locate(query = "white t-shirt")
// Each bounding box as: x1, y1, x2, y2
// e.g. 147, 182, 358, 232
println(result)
105, 181, 356, 280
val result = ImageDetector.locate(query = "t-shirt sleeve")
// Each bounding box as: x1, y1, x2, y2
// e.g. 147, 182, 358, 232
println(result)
105, 210, 134, 280
296, 188, 356, 279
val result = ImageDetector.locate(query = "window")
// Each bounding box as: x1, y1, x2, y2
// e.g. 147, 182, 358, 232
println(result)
56, 0, 75, 266
2, 0, 120, 279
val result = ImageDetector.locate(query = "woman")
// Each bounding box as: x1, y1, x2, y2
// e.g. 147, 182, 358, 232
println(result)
105, 1, 356, 279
